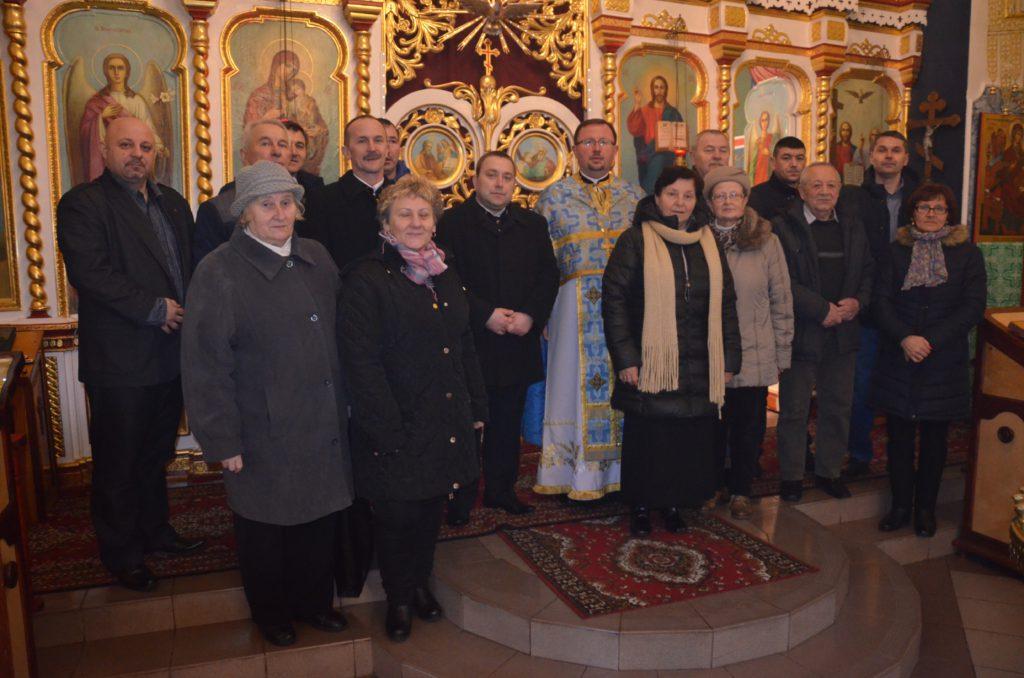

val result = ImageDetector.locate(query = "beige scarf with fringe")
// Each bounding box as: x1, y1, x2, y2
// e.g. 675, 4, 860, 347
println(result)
639, 220, 726, 410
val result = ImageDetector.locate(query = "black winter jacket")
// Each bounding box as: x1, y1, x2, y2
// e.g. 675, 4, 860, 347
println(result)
602, 197, 742, 418
772, 201, 874, 362
870, 225, 987, 421
749, 172, 801, 221
436, 194, 559, 387
339, 245, 489, 501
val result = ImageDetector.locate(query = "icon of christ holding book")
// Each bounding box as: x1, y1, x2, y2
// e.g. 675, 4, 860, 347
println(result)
627, 75, 685, 194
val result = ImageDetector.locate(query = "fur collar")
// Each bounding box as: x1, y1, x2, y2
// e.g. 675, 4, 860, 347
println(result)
894, 224, 970, 248
729, 207, 773, 251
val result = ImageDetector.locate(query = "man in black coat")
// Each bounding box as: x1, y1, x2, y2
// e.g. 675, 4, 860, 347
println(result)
837, 131, 920, 476
299, 116, 389, 270
437, 152, 560, 522
192, 118, 291, 267
56, 116, 204, 591
748, 136, 807, 220
772, 162, 873, 503
282, 118, 327, 195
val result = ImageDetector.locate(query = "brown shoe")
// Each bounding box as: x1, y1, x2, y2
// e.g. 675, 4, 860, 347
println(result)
730, 495, 753, 519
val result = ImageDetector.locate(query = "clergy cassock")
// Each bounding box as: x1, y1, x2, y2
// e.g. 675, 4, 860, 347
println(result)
534, 174, 645, 500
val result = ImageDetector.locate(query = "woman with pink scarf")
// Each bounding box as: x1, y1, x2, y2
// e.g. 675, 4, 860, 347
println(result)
339, 175, 488, 643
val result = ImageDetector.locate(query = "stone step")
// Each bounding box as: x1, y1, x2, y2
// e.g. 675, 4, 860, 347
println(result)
827, 500, 963, 566
36, 610, 374, 677
372, 538, 920, 678
791, 465, 965, 527
429, 504, 851, 670
32, 569, 386, 649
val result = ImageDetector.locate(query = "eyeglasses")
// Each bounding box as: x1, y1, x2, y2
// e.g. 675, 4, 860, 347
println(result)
711, 191, 744, 203
576, 139, 615, 148
915, 204, 948, 215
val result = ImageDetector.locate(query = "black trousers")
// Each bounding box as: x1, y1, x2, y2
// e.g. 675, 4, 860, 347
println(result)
233, 512, 337, 626
86, 378, 182, 573
374, 497, 444, 605
715, 387, 768, 498
885, 415, 951, 512
621, 414, 717, 509
482, 383, 528, 500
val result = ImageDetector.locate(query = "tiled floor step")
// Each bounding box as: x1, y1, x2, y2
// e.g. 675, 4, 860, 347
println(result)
828, 501, 963, 566
36, 610, 374, 677
429, 505, 851, 670
373, 538, 921, 678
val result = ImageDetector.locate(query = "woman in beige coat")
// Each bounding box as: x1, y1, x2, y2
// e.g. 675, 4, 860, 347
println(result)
705, 166, 794, 518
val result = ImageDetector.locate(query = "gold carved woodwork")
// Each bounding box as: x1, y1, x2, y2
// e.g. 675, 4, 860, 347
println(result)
604, 0, 628, 12
848, 38, 890, 60
899, 34, 910, 56
602, 52, 616, 127
382, 0, 455, 88
42, 0, 192, 317
833, 68, 903, 129
355, 31, 372, 115
397, 106, 475, 206
43, 356, 64, 458
718, 64, 730, 134
496, 110, 572, 208
640, 11, 687, 34
815, 74, 830, 161
189, 18, 213, 203
4, 1, 43, 314
709, 6, 719, 31
827, 20, 845, 42
732, 58, 813, 151
724, 6, 745, 29
750, 24, 791, 46
810, 22, 821, 43
988, 0, 1024, 87
0, 6, 20, 310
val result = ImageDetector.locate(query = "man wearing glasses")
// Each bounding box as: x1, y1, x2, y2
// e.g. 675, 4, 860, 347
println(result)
533, 119, 644, 501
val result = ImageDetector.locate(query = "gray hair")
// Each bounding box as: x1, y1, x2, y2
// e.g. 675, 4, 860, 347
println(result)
798, 162, 841, 187
694, 129, 728, 147
241, 118, 288, 151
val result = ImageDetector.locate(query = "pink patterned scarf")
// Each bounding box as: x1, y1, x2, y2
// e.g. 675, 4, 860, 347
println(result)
379, 231, 448, 289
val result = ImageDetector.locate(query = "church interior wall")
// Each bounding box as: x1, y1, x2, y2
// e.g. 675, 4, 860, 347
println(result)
0, 0, 1016, 476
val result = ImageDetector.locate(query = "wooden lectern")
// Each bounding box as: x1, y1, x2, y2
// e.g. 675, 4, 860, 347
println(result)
954, 308, 1024, 569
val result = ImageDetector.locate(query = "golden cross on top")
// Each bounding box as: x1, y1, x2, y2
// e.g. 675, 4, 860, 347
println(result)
476, 39, 500, 76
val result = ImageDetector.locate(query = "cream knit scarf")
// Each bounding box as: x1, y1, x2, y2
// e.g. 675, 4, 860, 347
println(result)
639, 220, 726, 410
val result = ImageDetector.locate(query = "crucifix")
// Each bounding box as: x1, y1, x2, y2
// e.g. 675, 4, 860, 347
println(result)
908, 91, 962, 181
477, 40, 500, 75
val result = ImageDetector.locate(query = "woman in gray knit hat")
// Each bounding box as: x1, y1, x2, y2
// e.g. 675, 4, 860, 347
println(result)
704, 165, 794, 519
182, 160, 354, 646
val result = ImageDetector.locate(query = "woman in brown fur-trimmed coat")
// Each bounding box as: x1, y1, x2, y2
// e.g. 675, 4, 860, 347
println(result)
705, 167, 794, 519
871, 183, 986, 538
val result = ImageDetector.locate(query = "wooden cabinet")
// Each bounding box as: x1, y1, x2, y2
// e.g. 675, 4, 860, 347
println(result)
8, 331, 55, 524
955, 309, 1024, 569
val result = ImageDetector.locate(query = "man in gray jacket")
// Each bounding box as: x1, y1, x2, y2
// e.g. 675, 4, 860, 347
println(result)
772, 163, 873, 502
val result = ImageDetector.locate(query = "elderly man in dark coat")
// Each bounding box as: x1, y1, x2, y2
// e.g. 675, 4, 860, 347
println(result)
182, 161, 354, 647
436, 151, 559, 523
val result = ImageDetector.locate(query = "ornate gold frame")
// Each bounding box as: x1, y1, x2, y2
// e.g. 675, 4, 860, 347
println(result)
832, 68, 903, 130
404, 124, 468, 189
508, 129, 567, 193
0, 57, 21, 310
220, 7, 348, 183
398, 106, 476, 206
731, 58, 813, 150
496, 109, 573, 207
41, 0, 191, 317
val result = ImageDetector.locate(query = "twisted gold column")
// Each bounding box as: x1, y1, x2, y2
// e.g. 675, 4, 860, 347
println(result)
602, 52, 616, 126
44, 356, 65, 458
191, 19, 213, 202
4, 2, 47, 315
718, 63, 731, 135
355, 30, 371, 115
901, 87, 912, 136
815, 74, 830, 162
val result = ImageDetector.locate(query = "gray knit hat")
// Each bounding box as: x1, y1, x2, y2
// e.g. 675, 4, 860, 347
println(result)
703, 166, 750, 201
230, 160, 305, 220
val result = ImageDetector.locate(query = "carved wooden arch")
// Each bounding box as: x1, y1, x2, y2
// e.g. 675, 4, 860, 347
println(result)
731, 57, 813, 150
832, 67, 903, 130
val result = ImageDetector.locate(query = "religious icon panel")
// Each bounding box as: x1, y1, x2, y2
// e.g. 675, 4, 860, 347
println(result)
732, 63, 809, 185
974, 113, 1024, 241
511, 130, 566, 192
830, 71, 901, 184
222, 9, 347, 182
618, 48, 707, 195
406, 126, 468, 189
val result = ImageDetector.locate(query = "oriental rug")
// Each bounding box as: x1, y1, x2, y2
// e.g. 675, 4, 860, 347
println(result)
499, 513, 817, 618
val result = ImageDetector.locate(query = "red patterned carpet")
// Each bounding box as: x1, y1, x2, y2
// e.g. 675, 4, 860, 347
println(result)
28, 420, 970, 593
500, 513, 817, 617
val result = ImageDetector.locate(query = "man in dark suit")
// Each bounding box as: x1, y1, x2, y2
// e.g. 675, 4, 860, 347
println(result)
299, 115, 388, 270
282, 118, 326, 195
748, 136, 807, 220
192, 118, 291, 267
57, 116, 204, 592
437, 151, 560, 523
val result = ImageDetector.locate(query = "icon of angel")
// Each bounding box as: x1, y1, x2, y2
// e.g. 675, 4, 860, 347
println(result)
64, 52, 174, 187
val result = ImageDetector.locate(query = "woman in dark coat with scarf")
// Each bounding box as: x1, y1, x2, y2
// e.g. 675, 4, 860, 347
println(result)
872, 183, 987, 537
602, 166, 742, 536
339, 175, 488, 642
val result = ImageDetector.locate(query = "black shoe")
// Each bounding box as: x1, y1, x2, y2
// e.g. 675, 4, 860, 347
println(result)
779, 480, 803, 502
412, 587, 443, 622
115, 564, 157, 592
663, 508, 685, 533
445, 510, 470, 527
878, 507, 911, 532
814, 475, 851, 499
482, 496, 535, 515
844, 460, 871, 478
385, 603, 413, 642
296, 609, 348, 632
630, 507, 651, 536
914, 508, 937, 538
259, 622, 296, 646
148, 536, 205, 556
